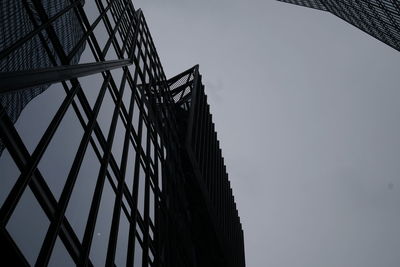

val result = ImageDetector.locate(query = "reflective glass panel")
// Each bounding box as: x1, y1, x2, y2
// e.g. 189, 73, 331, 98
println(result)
65, 144, 100, 240
48, 237, 75, 267
38, 105, 84, 200
0, 149, 19, 206
6, 188, 50, 265
89, 179, 115, 267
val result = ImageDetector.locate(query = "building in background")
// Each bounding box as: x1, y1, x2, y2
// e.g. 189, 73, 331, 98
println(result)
0, 1, 245, 266
0, 0, 85, 155
278, 0, 400, 52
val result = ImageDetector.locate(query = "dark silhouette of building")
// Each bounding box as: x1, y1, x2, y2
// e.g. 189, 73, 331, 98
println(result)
0, 1, 245, 267
278, 0, 400, 52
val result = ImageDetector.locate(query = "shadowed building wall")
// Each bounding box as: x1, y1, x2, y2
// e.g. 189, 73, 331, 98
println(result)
167, 66, 245, 267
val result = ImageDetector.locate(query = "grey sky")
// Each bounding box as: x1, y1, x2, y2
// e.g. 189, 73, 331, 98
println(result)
135, 0, 400, 266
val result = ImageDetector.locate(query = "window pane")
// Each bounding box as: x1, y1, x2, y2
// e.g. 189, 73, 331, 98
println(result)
14, 82, 66, 153
105, 42, 118, 61
150, 140, 155, 163
136, 224, 143, 242
141, 121, 148, 154
91, 132, 104, 157
110, 68, 123, 94
65, 144, 100, 241
137, 165, 145, 217
89, 179, 115, 267
157, 156, 163, 192
83, 0, 101, 24
79, 73, 104, 109
132, 101, 140, 134
125, 142, 137, 195
0, 149, 19, 206
115, 214, 129, 267
149, 188, 155, 224
6, 188, 50, 265
48, 237, 75, 267
134, 237, 142, 267
93, 19, 108, 51
97, 89, 115, 137
38, 105, 84, 200
111, 115, 126, 167
78, 41, 97, 64
122, 85, 132, 114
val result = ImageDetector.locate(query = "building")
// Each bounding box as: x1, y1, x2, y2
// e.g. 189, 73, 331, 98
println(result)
0, 1, 245, 266
277, 0, 400, 52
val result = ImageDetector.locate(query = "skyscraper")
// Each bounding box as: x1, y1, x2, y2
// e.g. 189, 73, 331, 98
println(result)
0, 1, 245, 266
278, 0, 400, 52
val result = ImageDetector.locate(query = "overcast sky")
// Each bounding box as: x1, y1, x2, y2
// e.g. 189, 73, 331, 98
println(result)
135, 1, 400, 266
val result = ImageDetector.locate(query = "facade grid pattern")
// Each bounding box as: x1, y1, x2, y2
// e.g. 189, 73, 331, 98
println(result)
0, 0, 86, 154
0, 0, 245, 266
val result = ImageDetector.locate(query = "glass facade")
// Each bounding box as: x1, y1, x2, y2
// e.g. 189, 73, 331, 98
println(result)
278, 0, 400, 52
0, 0, 85, 155
0, 1, 245, 267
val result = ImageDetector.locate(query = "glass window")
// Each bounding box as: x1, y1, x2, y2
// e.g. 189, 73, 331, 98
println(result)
6, 188, 50, 265
83, 0, 102, 25
149, 139, 155, 163
38, 105, 84, 200
90, 132, 104, 157
106, 3, 116, 29
89, 179, 115, 267
78, 41, 97, 64
107, 167, 119, 192
14, 82, 66, 154
115, 213, 130, 267
65, 144, 100, 241
149, 188, 155, 223
122, 196, 130, 216
141, 121, 148, 154
79, 73, 105, 109
111, 115, 126, 167
114, 28, 124, 50
145, 65, 151, 83
0, 149, 19, 207
125, 142, 137, 195
149, 226, 154, 244
122, 83, 132, 114
157, 157, 162, 191
149, 249, 154, 264
140, 40, 146, 56
134, 45, 139, 61
139, 56, 144, 71
132, 100, 140, 134
73, 96, 89, 126
134, 237, 143, 267
97, 88, 115, 137
105, 42, 119, 61
93, 19, 108, 51
137, 165, 145, 217
48, 238, 75, 267
110, 68, 124, 94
